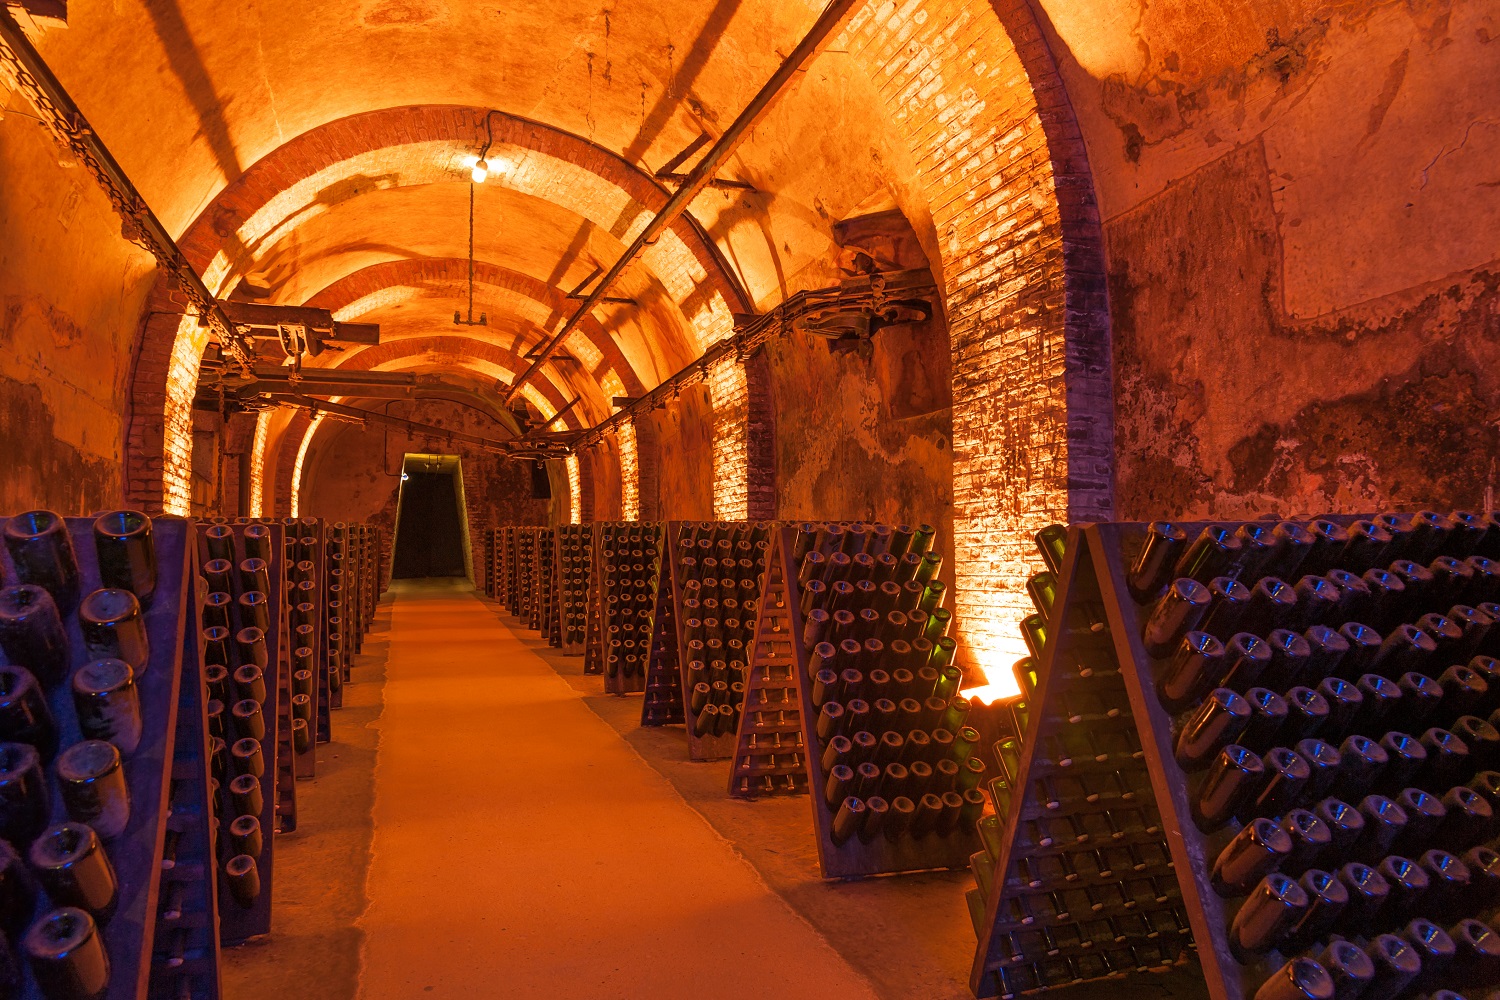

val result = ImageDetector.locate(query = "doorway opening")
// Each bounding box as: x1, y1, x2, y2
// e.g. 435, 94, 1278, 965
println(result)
391, 453, 472, 579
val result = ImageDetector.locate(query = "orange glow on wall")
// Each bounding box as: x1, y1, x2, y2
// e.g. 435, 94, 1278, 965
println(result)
566, 455, 581, 524
708, 357, 748, 520
248, 411, 271, 517
290, 414, 324, 518
618, 418, 639, 520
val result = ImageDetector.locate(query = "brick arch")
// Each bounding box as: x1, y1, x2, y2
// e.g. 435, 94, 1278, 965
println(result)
303, 257, 648, 399
282, 362, 545, 519
328, 336, 577, 418
833, 0, 1112, 681
127, 104, 751, 515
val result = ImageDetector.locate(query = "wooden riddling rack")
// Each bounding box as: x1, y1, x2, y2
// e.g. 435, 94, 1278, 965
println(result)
971, 511, 1500, 1000
281, 518, 323, 783
483, 528, 499, 599
641, 560, 682, 728
556, 526, 593, 656
515, 530, 538, 624
0, 513, 220, 1000
658, 522, 776, 759
324, 523, 351, 710
595, 523, 665, 696
192, 522, 282, 946
532, 528, 556, 639
503, 528, 521, 613
727, 527, 806, 793
754, 522, 986, 879
583, 524, 606, 676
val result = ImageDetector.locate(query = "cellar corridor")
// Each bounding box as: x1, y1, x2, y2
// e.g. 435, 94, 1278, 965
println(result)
228, 578, 881, 1000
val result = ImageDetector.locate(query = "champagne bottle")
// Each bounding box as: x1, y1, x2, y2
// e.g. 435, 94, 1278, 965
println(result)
79, 588, 150, 672
1240, 688, 1290, 754
1194, 744, 1264, 830
229, 814, 263, 859
0, 585, 69, 688
1129, 522, 1188, 602
28, 823, 117, 919
1248, 959, 1332, 1000
22, 907, 110, 1000
1212, 817, 1293, 895
70, 659, 142, 755
92, 510, 157, 605
1143, 578, 1213, 656
0, 664, 57, 758
1285, 868, 1349, 950
229, 771, 262, 817
1177, 689, 1253, 770
1365, 933, 1421, 998
1376, 855, 1429, 924
1333, 735, 1388, 803
1450, 918, 1500, 986
1392, 917, 1452, 989
1416, 848, 1470, 911
1337, 861, 1391, 925
1174, 525, 1245, 585
1157, 631, 1227, 711
1202, 577, 1253, 640
1362, 791, 1404, 863
1316, 940, 1374, 1000
56, 740, 130, 839
0, 741, 49, 846
224, 854, 261, 907
4, 511, 80, 613
1222, 633, 1273, 691
1228, 873, 1308, 960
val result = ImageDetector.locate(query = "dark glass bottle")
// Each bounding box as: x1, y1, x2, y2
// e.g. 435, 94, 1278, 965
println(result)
22, 907, 110, 1000
70, 658, 142, 755
56, 740, 130, 839
0, 664, 57, 758
0, 585, 69, 688
1128, 522, 1188, 603
4, 511, 80, 613
78, 588, 150, 672
0, 741, 50, 846
28, 823, 117, 920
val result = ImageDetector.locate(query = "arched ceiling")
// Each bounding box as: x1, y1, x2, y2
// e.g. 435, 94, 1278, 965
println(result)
29, 0, 939, 422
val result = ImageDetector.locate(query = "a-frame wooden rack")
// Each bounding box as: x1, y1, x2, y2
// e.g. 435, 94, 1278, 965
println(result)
971, 515, 1500, 999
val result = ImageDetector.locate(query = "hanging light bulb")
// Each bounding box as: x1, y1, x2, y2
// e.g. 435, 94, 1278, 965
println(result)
471, 158, 489, 184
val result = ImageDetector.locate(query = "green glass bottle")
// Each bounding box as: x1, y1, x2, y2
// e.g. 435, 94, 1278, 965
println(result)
1034, 524, 1068, 576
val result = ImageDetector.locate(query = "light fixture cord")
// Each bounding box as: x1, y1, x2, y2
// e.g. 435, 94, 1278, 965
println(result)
468, 178, 476, 322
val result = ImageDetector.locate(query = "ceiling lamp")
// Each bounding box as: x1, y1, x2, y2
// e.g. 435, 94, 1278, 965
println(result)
471, 158, 489, 184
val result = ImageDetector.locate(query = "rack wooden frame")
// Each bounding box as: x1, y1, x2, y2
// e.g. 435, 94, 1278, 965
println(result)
966, 525, 1189, 997
555, 526, 592, 656
599, 522, 662, 696
641, 547, 683, 728
0, 516, 221, 1000
727, 527, 806, 790
194, 523, 282, 945
762, 526, 979, 877
966, 515, 1500, 1000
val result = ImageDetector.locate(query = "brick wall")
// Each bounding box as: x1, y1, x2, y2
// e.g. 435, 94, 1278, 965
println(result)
744, 348, 777, 521
839, 0, 1112, 680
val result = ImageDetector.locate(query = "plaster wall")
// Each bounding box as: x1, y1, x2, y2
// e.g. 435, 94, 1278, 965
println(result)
0, 113, 155, 514
1039, 0, 1500, 517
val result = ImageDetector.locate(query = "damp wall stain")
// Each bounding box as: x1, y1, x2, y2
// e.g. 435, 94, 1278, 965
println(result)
1109, 140, 1500, 520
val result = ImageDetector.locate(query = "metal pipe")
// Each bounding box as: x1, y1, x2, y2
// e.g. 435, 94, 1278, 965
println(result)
0, 9, 254, 372
503, 0, 868, 404
269, 396, 569, 458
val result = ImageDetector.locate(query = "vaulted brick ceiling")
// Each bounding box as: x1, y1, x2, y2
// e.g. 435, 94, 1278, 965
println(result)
27, 0, 934, 423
